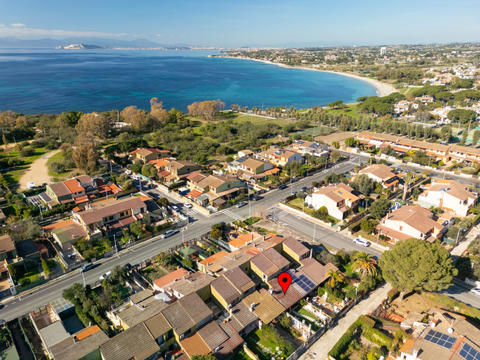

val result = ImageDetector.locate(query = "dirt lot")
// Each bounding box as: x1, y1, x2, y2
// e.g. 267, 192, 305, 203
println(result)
390, 293, 437, 317
315, 131, 358, 145
19, 149, 60, 190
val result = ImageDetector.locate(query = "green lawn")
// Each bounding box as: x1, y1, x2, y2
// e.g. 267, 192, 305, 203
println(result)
245, 325, 295, 360
46, 150, 74, 180
3, 147, 49, 186
287, 198, 314, 216
325, 104, 363, 118
298, 307, 319, 321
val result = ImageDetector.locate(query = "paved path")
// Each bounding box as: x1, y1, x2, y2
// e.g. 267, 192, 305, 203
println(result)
451, 225, 480, 257
19, 149, 60, 190
299, 283, 391, 360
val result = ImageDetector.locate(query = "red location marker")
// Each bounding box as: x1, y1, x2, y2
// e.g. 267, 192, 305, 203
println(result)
278, 272, 292, 294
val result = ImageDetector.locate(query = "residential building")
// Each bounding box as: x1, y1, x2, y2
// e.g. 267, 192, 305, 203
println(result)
107, 289, 169, 330
415, 95, 434, 104
396, 309, 480, 360
152, 268, 190, 293
228, 302, 259, 335
377, 205, 446, 243
357, 131, 480, 163
210, 267, 255, 310
43, 219, 87, 250
257, 146, 304, 167
418, 179, 478, 217
180, 320, 243, 359
226, 232, 262, 252
100, 322, 160, 360
163, 160, 201, 181
160, 292, 213, 340
0, 259, 15, 297
305, 183, 359, 220
143, 313, 174, 351
49, 325, 109, 360
237, 149, 254, 158
282, 237, 310, 263
161, 271, 214, 300
42, 175, 122, 207
130, 148, 171, 163
288, 140, 329, 157
241, 289, 285, 324
250, 247, 290, 282
188, 174, 245, 209
268, 258, 336, 309
30, 304, 70, 355
72, 196, 148, 238
0, 234, 16, 261
358, 164, 400, 189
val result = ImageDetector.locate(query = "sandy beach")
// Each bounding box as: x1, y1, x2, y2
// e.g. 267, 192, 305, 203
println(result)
219, 56, 397, 97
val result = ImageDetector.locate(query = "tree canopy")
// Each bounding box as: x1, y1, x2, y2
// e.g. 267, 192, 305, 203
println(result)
380, 238, 457, 292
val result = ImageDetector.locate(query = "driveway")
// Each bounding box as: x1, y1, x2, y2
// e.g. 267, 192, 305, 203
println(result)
19, 149, 60, 190
299, 283, 391, 360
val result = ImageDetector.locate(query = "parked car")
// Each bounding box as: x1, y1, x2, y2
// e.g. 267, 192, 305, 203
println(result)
81, 263, 95, 272
471, 288, 480, 296
184, 203, 193, 209
161, 230, 177, 239
301, 186, 308, 192
27, 181, 36, 189
278, 184, 288, 190
99, 271, 112, 281
171, 205, 179, 211
236, 201, 247, 208
353, 238, 370, 247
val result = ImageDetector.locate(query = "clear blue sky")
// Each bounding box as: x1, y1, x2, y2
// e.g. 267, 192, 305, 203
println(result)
1, 0, 479, 47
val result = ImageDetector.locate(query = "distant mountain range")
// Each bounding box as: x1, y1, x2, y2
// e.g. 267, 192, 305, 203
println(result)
0, 37, 193, 49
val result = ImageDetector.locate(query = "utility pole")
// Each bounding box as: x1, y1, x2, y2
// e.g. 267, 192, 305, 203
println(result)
312, 223, 316, 243
114, 233, 118, 256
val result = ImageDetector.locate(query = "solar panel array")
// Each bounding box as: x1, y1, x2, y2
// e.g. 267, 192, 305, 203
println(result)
424, 329, 457, 349
292, 273, 315, 293
460, 343, 480, 360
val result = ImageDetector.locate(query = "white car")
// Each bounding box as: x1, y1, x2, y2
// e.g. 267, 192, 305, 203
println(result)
471, 288, 480, 296
171, 205, 179, 211
353, 238, 370, 247
184, 203, 193, 209
27, 181, 36, 189
99, 271, 111, 281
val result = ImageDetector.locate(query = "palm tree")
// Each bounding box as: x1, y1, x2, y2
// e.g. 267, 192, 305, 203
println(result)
352, 252, 378, 278
326, 269, 344, 289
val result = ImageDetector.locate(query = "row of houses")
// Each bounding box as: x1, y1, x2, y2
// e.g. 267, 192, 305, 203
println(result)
30, 175, 122, 209
29, 233, 339, 360
357, 131, 480, 163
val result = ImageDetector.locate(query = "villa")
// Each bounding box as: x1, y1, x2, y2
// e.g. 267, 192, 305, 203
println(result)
305, 183, 359, 220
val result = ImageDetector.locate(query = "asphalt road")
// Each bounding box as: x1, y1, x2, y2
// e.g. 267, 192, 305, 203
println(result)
267, 207, 383, 258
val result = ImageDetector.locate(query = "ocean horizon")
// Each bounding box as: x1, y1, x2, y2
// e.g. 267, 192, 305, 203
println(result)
0, 49, 376, 114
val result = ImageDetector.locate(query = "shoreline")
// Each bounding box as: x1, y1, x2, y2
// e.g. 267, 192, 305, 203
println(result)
217, 55, 397, 97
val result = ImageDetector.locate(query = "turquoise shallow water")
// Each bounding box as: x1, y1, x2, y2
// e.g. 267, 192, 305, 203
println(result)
0, 49, 376, 114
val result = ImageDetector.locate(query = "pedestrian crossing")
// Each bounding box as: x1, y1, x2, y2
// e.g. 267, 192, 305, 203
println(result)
218, 209, 244, 221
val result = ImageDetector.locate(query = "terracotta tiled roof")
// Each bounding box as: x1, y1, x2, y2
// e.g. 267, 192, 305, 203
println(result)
63, 178, 84, 194
153, 268, 190, 290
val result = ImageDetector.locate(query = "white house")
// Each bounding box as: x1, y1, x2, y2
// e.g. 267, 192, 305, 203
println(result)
305, 183, 359, 220
418, 179, 477, 217
357, 164, 400, 189
377, 205, 445, 243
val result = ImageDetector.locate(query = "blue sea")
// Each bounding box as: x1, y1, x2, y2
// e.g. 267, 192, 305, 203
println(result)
0, 49, 376, 114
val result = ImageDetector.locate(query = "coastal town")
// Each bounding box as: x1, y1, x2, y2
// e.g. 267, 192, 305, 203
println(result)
2, 65, 480, 358
2, 1, 480, 359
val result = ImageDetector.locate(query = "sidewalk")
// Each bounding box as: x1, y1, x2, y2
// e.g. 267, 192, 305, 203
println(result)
299, 283, 391, 360
451, 225, 480, 257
